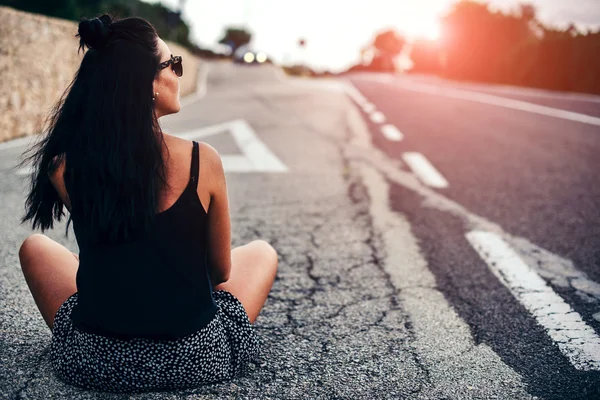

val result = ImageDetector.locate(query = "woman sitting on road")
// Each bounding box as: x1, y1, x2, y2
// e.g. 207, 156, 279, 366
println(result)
18, 14, 277, 393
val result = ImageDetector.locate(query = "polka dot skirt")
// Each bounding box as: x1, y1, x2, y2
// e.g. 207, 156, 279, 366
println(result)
50, 290, 260, 393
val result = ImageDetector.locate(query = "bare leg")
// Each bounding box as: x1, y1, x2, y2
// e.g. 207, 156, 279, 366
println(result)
18, 234, 79, 331
213, 240, 278, 323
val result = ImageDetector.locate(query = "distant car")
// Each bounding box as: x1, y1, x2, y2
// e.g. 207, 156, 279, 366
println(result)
233, 46, 269, 65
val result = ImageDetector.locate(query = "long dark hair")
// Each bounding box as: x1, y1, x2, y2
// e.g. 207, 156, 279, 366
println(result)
19, 14, 169, 245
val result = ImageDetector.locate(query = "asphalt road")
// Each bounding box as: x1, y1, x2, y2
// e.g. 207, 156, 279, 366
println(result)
347, 73, 600, 399
1, 63, 599, 399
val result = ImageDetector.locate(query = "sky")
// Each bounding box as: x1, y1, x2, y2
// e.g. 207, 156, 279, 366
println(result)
144, 0, 600, 72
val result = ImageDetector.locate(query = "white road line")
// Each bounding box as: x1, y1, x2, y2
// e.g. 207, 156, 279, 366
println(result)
380, 124, 404, 141
459, 82, 600, 103
346, 126, 600, 371
14, 120, 288, 175
362, 103, 376, 113
369, 111, 386, 124
15, 167, 33, 176
356, 163, 532, 396
466, 231, 600, 371
395, 81, 600, 127
229, 119, 288, 172
402, 152, 448, 188
220, 155, 253, 171
373, 74, 393, 83
176, 119, 288, 173
344, 83, 369, 106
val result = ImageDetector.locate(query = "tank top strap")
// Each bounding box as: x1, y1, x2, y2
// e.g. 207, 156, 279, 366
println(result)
190, 141, 199, 190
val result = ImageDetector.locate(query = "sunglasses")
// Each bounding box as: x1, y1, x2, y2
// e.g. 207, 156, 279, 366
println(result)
157, 54, 183, 77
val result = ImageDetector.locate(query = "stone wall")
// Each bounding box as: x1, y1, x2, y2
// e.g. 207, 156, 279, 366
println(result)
0, 6, 200, 142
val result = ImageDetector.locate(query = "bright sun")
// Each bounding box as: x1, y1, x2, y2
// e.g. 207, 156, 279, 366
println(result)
405, 19, 442, 41
423, 21, 442, 41
388, 1, 447, 42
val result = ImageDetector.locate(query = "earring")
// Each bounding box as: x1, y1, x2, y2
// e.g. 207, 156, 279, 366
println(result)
152, 92, 159, 101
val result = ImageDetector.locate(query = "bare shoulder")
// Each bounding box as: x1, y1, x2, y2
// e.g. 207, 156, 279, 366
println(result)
162, 134, 219, 163
197, 142, 226, 193
162, 134, 224, 194
198, 142, 223, 171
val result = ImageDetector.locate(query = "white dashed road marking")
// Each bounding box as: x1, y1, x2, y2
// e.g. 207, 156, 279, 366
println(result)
369, 111, 386, 124
380, 124, 404, 141
344, 83, 369, 106
402, 152, 448, 188
362, 103, 376, 113
356, 162, 532, 396
466, 231, 600, 371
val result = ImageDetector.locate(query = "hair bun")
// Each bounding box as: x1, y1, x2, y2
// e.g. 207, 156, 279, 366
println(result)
78, 14, 113, 50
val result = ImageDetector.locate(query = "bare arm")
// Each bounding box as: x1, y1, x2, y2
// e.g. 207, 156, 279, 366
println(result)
202, 143, 232, 287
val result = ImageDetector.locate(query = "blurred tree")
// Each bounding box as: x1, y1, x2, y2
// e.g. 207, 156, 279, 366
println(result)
441, 0, 535, 82
519, 3, 536, 22
373, 29, 406, 55
366, 29, 406, 72
0, 0, 196, 51
2, 0, 78, 19
432, 0, 600, 94
218, 27, 252, 55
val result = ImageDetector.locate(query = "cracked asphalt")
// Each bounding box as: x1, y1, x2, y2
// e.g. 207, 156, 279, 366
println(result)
0, 62, 584, 399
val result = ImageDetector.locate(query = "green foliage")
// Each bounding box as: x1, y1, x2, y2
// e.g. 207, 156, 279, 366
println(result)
1, 0, 100, 20
218, 27, 252, 54
409, 0, 600, 94
0, 0, 196, 50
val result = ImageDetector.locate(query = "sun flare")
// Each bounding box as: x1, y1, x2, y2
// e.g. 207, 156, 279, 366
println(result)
405, 19, 442, 41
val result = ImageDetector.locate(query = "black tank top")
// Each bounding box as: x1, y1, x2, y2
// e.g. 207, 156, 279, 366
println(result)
69, 141, 218, 340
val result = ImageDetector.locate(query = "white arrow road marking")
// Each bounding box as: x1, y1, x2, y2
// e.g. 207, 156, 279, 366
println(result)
176, 119, 288, 173
380, 124, 403, 141
402, 152, 448, 188
466, 231, 600, 371
15, 167, 34, 176
12, 120, 288, 175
